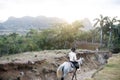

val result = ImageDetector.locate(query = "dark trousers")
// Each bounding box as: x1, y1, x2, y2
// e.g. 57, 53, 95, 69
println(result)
70, 61, 79, 69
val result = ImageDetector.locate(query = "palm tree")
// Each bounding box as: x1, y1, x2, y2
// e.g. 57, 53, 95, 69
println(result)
104, 16, 117, 49
93, 15, 107, 47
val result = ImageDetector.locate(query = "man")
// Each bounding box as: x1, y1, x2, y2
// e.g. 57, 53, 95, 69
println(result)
68, 47, 79, 69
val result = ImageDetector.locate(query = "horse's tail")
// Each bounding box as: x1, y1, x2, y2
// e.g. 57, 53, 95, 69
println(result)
57, 65, 64, 79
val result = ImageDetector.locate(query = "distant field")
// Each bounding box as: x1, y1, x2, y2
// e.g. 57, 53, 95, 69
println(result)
87, 53, 120, 80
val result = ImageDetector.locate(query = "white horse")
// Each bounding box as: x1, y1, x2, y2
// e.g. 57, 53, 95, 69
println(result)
57, 57, 84, 80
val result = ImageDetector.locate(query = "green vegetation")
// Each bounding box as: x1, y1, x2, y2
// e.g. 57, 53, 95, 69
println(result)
94, 15, 120, 52
0, 15, 120, 56
92, 53, 120, 80
0, 21, 91, 56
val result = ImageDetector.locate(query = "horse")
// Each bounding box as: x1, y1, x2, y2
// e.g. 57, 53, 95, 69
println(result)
57, 57, 84, 80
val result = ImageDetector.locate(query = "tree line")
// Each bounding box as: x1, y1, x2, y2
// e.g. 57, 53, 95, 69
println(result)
0, 15, 120, 56
94, 15, 120, 53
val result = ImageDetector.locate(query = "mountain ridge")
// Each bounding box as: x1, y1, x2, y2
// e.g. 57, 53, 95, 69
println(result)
0, 16, 66, 32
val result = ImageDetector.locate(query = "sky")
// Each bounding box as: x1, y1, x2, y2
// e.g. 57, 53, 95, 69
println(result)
0, 0, 120, 23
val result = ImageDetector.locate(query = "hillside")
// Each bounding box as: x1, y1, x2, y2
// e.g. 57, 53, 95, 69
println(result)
0, 50, 109, 80
0, 16, 65, 34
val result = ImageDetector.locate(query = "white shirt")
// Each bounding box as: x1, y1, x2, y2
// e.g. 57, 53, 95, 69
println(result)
68, 51, 77, 61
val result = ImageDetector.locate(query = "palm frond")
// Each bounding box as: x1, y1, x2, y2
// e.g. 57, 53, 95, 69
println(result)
93, 20, 99, 27
100, 14, 103, 19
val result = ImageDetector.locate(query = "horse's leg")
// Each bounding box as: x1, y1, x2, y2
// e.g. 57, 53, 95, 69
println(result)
75, 72, 77, 80
61, 77, 64, 80
71, 69, 77, 80
61, 72, 67, 80
61, 66, 65, 80
71, 71, 75, 80
71, 73, 75, 80
62, 71, 68, 80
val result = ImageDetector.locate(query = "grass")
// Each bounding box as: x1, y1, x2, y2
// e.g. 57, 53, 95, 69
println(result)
91, 53, 120, 80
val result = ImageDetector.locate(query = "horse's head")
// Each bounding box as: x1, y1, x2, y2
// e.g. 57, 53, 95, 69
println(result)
77, 57, 85, 65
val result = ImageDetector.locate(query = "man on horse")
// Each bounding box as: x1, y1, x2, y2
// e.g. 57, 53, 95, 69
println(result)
68, 47, 79, 69
57, 48, 84, 80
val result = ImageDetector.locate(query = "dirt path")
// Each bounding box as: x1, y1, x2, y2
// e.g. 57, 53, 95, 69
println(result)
76, 69, 96, 80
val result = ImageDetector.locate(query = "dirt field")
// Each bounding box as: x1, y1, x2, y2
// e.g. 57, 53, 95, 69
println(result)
0, 49, 109, 80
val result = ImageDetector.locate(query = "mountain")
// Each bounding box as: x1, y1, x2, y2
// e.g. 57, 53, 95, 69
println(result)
0, 16, 65, 34
81, 18, 93, 31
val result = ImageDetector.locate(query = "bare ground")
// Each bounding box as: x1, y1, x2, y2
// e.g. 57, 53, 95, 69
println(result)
77, 69, 97, 80
0, 50, 108, 80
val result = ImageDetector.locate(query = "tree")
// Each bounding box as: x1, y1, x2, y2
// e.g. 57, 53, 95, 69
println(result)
93, 15, 108, 47
110, 20, 120, 53
104, 16, 117, 49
